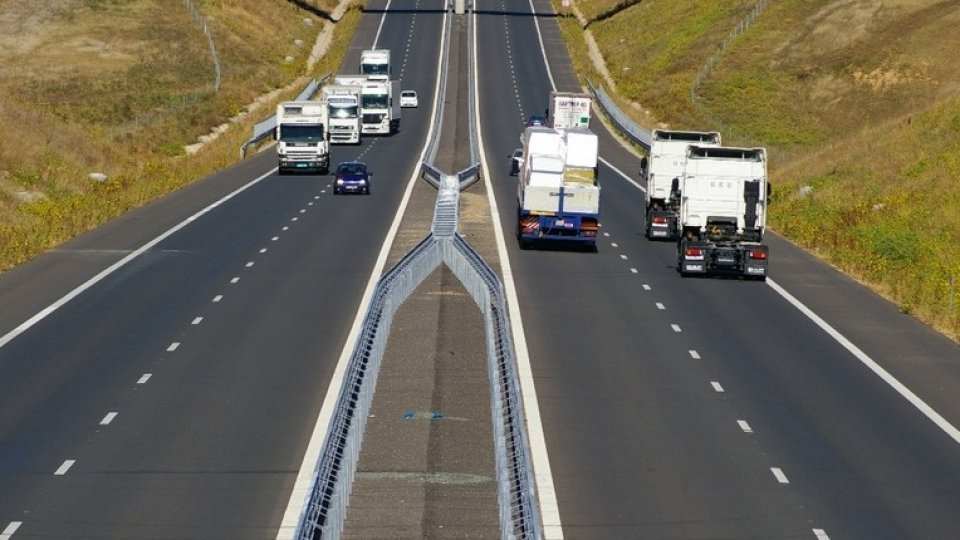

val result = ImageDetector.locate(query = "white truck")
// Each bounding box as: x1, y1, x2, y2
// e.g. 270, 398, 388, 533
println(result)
335, 75, 400, 135
676, 145, 770, 279
548, 91, 592, 130
640, 130, 721, 240
275, 101, 329, 174
360, 49, 391, 81
516, 126, 601, 249
322, 85, 361, 144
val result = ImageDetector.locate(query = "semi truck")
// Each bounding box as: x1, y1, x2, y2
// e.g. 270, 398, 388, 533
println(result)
360, 49, 390, 81
516, 126, 601, 249
275, 101, 329, 174
335, 75, 400, 135
322, 85, 361, 144
548, 91, 591, 130
676, 145, 770, 279
640, 130, 721, 240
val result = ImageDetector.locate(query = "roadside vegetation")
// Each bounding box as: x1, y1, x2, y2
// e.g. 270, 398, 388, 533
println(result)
556, 0, 960, 338
0, 0, 359, 270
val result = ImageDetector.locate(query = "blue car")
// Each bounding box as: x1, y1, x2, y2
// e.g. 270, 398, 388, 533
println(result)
333, 161, 371, 195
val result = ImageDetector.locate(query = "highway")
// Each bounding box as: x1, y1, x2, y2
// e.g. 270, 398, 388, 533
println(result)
0, 0, 444, 537
477, 0, 960, 539
2, 0, 960, 539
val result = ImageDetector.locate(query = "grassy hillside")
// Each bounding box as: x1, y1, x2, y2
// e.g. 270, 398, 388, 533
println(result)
0, 0, 359, 270
558, 0, 960, 338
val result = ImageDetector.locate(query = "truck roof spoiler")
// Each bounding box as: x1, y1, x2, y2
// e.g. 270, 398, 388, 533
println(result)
687, 146, 765, 161
652, 130, 721, 144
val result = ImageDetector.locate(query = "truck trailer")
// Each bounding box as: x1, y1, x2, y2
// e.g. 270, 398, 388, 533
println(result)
548, 91, 592, 130
516, 126, 601, 249
641, 130, 721, 240
275, 101, 329, 174
676, 145, 770, 279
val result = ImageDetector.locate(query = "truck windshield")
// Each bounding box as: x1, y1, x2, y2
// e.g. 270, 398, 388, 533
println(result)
362, 94, 388, 109
279, 124, 324, 142
361, 63, 388, 76
330, 106, 359, 119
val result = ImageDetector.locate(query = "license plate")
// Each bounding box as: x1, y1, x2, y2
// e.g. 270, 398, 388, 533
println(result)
685, 264, 703, 272
296, 163, 308, 168
717, 257, 735, 265
555, 219, 566, 226
746, 266, 765, 274
652, 230, 668, 237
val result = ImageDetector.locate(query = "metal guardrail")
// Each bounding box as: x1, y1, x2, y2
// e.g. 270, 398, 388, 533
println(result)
293, 2, 543, 538
240, 76, 328, 158
587, 78, 651, 149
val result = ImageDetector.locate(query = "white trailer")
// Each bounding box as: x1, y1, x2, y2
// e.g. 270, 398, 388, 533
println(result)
548, 91, 591, 130
516, 126, 601, 248
275, 101, 329, 174
360, 49, 391, 81
676, 146, 770, 279
640, 130, 721, 240
322, 85, 361, 144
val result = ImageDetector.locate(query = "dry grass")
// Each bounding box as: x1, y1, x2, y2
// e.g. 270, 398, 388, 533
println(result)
0, 0, 360, 270
552, 0, 960, 338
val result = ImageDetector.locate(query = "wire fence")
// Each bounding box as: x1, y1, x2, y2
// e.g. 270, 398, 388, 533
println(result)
184, 0, 222, 93
690, 0, 770, 103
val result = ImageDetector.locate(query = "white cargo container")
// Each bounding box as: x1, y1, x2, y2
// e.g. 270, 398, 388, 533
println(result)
548, 91, 592, 130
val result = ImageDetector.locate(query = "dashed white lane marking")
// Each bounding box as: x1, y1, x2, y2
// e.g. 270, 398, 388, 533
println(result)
603, 232, 610, 237
137, 374, 152, 384
656, 302, 665, 310
260, 248, 268, 253
671, 324, 681, 333
166, 342, 180, 352
213, 295, 223, 303
689, 350, 701, 359
192, 317, 203, 325
100, 412, 118, 425
620, 254, 628, 260
282, 226, 290, 231
711, 381, 725, 393
291, 217, 298, 222
642, 284, 651, 291
299, 209, 306, 214
230, 277, 240, 284
611, 242, 619, 248
272, 236, 279, 242
813, 529, 831, 540
0, 168, 277, 351
308, 202, 314, 206
630, 268, 638, 274
738, 420, 753, 433
313, 195, 320, 200
1, 521, 22, 539
245, 261, 255, 268
771, 467, 790, 484
54, 460, 76, 476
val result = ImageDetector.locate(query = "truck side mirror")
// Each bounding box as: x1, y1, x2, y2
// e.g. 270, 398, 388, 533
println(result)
766, 183, 773, 204
639, 157, 648, 176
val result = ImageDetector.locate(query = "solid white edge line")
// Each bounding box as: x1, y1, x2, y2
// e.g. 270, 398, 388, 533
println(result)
766, 278, 960, 445
54, 460, 75, 476
485, 4, 564, 538
813, 528, 831, 540
371, 0, 393, 49
0, 168, 278, 350
0, 521, 22, 540
274, 7, 450, 539
599, 156, 646, 194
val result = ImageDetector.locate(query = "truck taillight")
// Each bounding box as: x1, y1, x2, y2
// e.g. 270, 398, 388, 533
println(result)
749, 250, 767, 260
685, 248, 703, 257
652, 216, 667, 224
